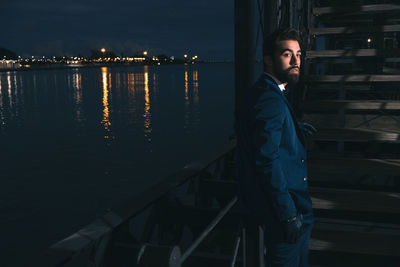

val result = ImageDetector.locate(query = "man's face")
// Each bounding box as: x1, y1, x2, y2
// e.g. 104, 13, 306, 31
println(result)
271, 40, 301, 86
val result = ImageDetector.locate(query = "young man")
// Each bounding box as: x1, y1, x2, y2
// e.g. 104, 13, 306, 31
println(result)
237, 28, 314, 266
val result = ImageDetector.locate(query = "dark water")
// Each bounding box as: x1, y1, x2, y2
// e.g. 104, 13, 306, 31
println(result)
0, 64, 234, 266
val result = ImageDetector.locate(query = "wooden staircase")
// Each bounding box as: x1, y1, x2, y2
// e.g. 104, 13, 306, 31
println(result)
301, 0, 400, 266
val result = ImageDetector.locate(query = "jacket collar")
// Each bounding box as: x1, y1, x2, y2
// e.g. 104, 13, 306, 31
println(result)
264, 72, 286, 92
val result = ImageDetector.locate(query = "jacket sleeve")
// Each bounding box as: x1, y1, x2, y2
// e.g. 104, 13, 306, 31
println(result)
253, 91, 297, 222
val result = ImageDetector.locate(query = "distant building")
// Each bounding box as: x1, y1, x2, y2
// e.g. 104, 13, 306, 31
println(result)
0, 59, 22, 69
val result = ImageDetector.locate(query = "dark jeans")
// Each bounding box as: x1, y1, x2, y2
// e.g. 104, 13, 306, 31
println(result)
265, 223, 313, 267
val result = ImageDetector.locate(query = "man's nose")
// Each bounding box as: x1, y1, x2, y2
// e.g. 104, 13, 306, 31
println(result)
291, 55, 300, 65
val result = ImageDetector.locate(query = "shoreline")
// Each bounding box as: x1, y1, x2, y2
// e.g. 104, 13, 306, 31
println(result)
0, 61, 234, 73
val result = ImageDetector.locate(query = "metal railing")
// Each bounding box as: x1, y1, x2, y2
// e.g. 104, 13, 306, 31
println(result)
35, 141, 245, 267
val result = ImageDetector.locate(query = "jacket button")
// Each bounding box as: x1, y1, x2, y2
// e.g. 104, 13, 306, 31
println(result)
303, 177, 307, 181
301, 159, 305, 163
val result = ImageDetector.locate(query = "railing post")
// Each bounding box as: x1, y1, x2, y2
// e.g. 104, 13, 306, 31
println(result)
180, 196, 238, 263
243, 217, 265, 267
136, 244, 181, 267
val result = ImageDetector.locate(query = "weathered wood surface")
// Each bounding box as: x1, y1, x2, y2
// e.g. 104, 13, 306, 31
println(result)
304, 84, 372, 91
312, 127, 400, 142
198, 179, 400, 213
313, 4, 400, 16
306, 75, 400, 83
308, 157, 400, 176
310, 25, 400, 35
311, 218, 400, 256
300, 100, 400, 112
306, 49, 400, 58
310, 187, 400, 213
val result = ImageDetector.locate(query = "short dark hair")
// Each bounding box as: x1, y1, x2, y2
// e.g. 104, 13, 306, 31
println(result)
263, 28, 303, 57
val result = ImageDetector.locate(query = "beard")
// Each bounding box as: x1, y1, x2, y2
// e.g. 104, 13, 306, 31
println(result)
274, 66, 300, 86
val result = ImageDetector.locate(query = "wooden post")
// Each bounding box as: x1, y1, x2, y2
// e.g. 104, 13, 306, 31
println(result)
234, 0, 255, 129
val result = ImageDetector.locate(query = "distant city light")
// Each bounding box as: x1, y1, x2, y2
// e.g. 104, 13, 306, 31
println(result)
143, 51, 148, 56
101, 48, 106, 53
184, 54, 188, 58
367, 38, 372, 43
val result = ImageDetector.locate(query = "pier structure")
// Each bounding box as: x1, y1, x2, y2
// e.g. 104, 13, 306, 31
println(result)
34, 0, 400, 266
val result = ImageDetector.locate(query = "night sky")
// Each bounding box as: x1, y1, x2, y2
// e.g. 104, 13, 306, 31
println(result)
1, 0, 234, 60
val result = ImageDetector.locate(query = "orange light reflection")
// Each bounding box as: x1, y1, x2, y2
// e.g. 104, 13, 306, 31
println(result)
101, 67, 112, 139
143, 66, 152, 142
193, 70, 199, 105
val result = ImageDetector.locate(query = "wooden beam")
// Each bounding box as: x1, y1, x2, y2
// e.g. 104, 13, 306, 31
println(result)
313, 4, 400, 16
234, 0, 255, 126
306, 75, 400, 83
308, 158, 400, 176
305, 84, 372, 91
197, 179, 400, 213
310, 25, 400, 35
300, 100, 400, 112
306, 49, 400, 59
311, 218, 400, 256
312, 127, 400, 142
310, 187, 400, 214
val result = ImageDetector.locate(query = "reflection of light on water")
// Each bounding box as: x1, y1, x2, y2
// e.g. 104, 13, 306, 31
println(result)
153, 72, 157, 103
73, 72, 82, 91
184, 70, 189, 102
184, 69, 200, 132
0, 76, 2, 106
184, 69, 190, 130
128, 73, 135, 91
32, 73, 38, 105
13, 75, 19, 109
143, 66, 152, 143
72, 71, 84, 123
0, 76, 4, 127
193, 70, 199, 105
127, 73, 138, 124
1, 72, 20, 129
101, 67, 113, 141
116, 73, 120, 89
7, 74, 12, 108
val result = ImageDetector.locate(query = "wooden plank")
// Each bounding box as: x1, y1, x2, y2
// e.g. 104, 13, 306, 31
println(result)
312, 128, 400, 142
310, 187, 400, 214
313, 4, 400, 16
198, 179, 400, 213
306, 75, 400, 83
305, 84, 372, 91
300, 100, 400, 112
310, 25, 400, 35
306, 49, 400, 59
308, 158, 400, 176
311, 218, 400, 256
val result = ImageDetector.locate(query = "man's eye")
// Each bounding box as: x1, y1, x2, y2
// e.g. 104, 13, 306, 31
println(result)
283, 53, 291, 57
